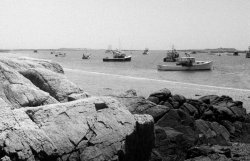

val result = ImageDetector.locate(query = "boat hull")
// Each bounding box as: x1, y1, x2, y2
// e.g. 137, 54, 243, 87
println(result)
158, 61, 213, 71
246, 52, 250, 58
103, 56, 131, 62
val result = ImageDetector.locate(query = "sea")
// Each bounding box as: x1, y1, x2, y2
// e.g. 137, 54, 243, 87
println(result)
9, 49, 250, 90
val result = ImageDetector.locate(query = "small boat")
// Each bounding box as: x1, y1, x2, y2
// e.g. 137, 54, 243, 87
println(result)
82, 50, 91, 59
82, 54, 90, 59
103, 50, 131, 62
246, 46, 250, 58
163, 46, 179, 62
246, 52, 250, 58
142, 48, 149, 55
158, 57, 213, 71
103, 56, 131, 62
55, 52, 66, 57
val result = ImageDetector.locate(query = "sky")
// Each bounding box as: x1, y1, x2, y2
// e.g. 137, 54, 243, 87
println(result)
0, 0, 249, 50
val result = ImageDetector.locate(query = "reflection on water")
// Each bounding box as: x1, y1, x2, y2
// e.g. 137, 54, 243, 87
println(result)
12, 50, 250, 90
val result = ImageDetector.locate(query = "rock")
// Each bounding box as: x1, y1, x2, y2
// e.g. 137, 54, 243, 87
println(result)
119, 89, 137, 97
167, 97, 180, 109
227, 103, 246, 121
121, 114, 154, 161
147, 96, 160, 104
195, 119, 230, 146
68, 92, 90, 101
187, 99, 209, 118
209, 122, 230, 144
220, 120, 235, 135
148, 88, 171, 102
186, 145, 215, 159
154, 126, 188, 161
181, 103, 199, 118
172, 94, 186, 105
155, 109, 198, 160
112, 93, 170, 122
20, 68, 85, 102
199, 95, 220, 105
185, 153, 230, 161
163, 101, 173, 109
202, 110, 216, 121
114, 96, 157, 114
0, 56, 64, 74
144, 105, 171, 122
0, 62, 58, 108
1, 97, 154, 161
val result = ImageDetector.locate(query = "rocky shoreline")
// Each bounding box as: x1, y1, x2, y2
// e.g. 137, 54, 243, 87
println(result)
0, 57, 249, 161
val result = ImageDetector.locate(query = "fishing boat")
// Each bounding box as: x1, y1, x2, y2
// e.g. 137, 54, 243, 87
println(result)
246, 46, 250, 58
158, 57, 213, 71
55, 52, 66, 57
142, 48, 149, 55
82, 50, 91, 59
103, 50, 131, 62
163, 46, 179, 62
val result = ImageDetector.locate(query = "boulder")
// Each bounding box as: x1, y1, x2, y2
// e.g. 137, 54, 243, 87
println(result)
181, 103, 199, 118
122, 114, 154, 161
1, 97, 154, 161
112, 93, 170, 122
172, 94, 186, 105
0, 57, 64, 74
144, 105, 171, 122
20, 68, 86, 102
195, 119, 230, 146
199, 95, 220, 105
0, 62, 58, 108
154, 126, 188, 161
187, 99, 209, 118
148, 88, 171, 102
147, 96, 160, 104
154, 109, 198, 160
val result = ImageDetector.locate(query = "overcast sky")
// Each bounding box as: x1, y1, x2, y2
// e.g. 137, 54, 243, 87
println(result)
0, 0, 249, 50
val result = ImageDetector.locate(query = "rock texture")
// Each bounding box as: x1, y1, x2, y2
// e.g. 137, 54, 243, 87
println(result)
0, 57, 155, 161
112, 89, 250, 161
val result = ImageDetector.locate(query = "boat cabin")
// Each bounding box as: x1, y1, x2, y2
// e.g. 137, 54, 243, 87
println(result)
177, 57, 195, 66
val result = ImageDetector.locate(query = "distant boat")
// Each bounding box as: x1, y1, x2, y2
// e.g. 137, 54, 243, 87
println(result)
55, 52, 66, 57
82, 50, 91, 59
163, 46, 179, 62
103, 50, 131, 62
190, 51, 197, 54
142, 48, 149, 55
246, 52, 250, 58
158, 57, 213, 71
246, 46, 250, 58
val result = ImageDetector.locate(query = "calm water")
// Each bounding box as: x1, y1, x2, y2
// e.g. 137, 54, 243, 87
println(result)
11, 50, 250, 90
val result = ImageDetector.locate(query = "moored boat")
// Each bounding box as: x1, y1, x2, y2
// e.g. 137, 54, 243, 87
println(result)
142, 48, 149, 55
163, 46, 179, 62
55, 52, 66, 57
103, 56, 131, 62
103, 50, 131, 62
246, 46, 250, 58
158, 57, 213, 71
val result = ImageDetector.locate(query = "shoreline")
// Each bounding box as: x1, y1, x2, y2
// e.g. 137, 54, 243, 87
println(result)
64, 68, 250, 112
2, 52, 250, 111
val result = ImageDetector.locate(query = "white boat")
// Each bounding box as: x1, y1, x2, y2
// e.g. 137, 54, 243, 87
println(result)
157, 57, 213, 71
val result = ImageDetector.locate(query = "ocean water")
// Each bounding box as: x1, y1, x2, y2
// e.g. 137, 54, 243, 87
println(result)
11, 50, 250, 90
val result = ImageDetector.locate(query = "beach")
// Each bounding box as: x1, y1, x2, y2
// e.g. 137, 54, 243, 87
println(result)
2, 50, 250, 111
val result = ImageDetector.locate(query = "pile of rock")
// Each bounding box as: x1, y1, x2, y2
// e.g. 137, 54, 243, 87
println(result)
113, 88, 250, 161
0, 57, 155, 161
